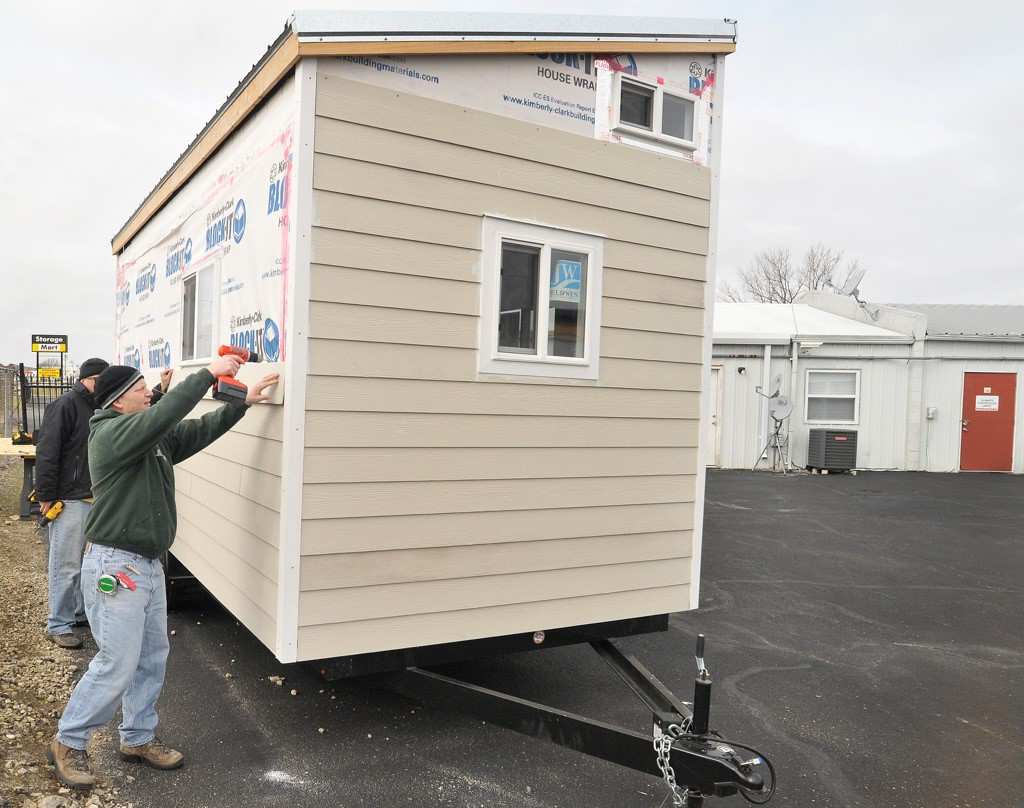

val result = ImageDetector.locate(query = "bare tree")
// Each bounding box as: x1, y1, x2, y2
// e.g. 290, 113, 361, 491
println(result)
719, 243, 863, 303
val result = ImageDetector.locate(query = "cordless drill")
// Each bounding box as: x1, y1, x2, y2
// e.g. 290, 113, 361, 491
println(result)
212, 344, 261, 402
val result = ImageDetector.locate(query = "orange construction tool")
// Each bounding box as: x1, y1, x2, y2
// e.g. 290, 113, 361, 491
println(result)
212, 345, 261, 403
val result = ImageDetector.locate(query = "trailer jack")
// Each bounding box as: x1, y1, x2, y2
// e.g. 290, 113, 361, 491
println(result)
379, 635, 774, 807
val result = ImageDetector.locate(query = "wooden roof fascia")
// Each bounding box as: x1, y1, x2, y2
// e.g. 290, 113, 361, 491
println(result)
112, 36, 732, 254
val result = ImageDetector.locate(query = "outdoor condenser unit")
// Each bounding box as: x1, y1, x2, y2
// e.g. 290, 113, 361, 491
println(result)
807, 429, 858, 471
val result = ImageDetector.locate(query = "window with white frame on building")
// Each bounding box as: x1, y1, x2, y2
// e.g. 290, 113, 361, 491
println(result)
805, 370, 860, 424
613, 74, 699, 150
480, 218, 603, 380
181, 264, 218, 362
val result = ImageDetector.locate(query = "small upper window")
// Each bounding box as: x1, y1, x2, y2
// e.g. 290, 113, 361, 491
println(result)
481, 218, 603, 381
181, 264, 217, 362
619, 81, 654, 130
806, 370, 860, 424
613, 74, 700, 150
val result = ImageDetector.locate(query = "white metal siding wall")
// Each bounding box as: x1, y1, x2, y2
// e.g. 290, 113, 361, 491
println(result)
790, 354, 910, 470
713, 342, 915, 471
711, 351, 767, 469
713, 337, 1024, 473
920, 342, 1024, 473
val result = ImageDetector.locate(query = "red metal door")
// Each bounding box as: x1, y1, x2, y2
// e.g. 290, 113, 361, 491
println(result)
960, 372, 1017, 471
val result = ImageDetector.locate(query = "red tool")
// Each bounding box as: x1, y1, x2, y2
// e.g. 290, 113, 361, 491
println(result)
212, 344, 261, 403
114, 572, 137, 592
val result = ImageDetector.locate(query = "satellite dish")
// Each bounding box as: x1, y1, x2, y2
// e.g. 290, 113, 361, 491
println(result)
839, 266, 867, 296
768, 395, 793, 421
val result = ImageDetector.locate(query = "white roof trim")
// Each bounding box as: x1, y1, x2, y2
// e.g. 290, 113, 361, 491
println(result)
291, 10, 737, 43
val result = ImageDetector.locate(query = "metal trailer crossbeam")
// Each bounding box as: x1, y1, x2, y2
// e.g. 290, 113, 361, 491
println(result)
374, 636, 771, 806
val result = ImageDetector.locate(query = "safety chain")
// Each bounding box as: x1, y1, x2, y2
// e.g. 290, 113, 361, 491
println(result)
653, 723, 686, 807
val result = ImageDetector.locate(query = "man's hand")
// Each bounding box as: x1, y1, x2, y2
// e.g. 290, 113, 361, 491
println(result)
245, 373, 280, 405
207, 355, 242, 379
39, 501, 51, 517
159, 368, 173, 391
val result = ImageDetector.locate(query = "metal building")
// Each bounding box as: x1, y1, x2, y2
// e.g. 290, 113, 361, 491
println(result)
710, 293, 1024, 473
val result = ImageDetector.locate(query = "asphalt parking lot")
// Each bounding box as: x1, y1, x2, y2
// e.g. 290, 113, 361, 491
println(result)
103, 471, 1022, 808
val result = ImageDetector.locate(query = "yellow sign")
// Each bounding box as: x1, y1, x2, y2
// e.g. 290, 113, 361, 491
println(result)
38, 367, 62, 378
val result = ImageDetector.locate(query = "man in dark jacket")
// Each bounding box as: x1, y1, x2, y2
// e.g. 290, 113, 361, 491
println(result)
35, 357, 109, 649
48, 357, 278, 789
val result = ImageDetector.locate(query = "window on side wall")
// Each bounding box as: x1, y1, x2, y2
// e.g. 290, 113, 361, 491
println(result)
613, 74, 699, 151
806, 370, 860, 424
480, 218, 603, 380
180, 264, 218, 362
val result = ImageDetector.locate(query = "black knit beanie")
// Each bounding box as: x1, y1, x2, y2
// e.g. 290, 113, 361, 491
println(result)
94, 365, 144, 409
78, 357, 109, 379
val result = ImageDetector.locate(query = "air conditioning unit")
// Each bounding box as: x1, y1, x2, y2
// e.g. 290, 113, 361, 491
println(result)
807, 429, 857, 472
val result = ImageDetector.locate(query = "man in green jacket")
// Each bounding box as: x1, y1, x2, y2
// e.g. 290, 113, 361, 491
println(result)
49, 355, 278, 789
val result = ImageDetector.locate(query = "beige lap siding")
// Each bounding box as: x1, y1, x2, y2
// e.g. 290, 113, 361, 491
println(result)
171, 399, 283, 652
297, 64, 710, 660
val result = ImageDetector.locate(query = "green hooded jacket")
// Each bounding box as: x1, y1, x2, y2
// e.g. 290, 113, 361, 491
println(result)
84, 368, 248, 558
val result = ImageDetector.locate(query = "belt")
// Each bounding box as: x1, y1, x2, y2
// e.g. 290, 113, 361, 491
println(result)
84, 541, 152, 559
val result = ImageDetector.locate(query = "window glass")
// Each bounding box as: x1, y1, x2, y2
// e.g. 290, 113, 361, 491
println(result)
548, 251, 588, 358
807, 397, 856, 422
620, 82, 654, 129
808, 372, 857, 396
662, 94, 695, 141
181, 275, 197, 361
498, 243, 539, 353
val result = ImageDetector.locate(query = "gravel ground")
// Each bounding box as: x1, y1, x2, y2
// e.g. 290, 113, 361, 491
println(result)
0, 456, 135, 808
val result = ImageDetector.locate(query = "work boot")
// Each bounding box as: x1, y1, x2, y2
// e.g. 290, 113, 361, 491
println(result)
48, 632, 83, 649
119, 738, 184, 770
47, 736, 96, 790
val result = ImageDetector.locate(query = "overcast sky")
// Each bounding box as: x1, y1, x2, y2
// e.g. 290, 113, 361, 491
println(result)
2, 0, 1021, 367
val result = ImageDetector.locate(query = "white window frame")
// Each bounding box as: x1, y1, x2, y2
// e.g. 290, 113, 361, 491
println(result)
805, 369, 861, 425
479, 217, 604, 381
611, 73, 700, 152
178, 261, 220, 366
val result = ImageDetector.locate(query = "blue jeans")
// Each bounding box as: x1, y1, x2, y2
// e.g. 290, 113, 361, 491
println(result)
57, 545, 169, 750
46, 500, 90, 635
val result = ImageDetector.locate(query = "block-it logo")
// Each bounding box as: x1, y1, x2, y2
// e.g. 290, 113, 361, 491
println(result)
134, 264, 158, 299
262, 318, 281, 361
148, 339, 172, 369
165, 238, 192, 278
205, 198, 246, 251
115, 282, 130, 313
267, 174, 288, 215
233, 199, 246, 244
122, 346, 143, 370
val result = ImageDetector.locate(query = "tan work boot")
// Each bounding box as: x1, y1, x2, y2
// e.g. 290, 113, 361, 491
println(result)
48, 632, 83, 649
119, 737, 184, 770
47, 736, 96, 790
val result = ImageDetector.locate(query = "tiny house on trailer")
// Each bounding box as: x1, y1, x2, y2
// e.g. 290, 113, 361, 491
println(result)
110, 11, 736, 666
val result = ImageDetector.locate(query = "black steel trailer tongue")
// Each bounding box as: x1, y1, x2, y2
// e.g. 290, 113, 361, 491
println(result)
337, 633, 775, 807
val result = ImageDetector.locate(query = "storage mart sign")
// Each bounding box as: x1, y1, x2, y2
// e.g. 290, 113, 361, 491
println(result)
31, 334, 67, 353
